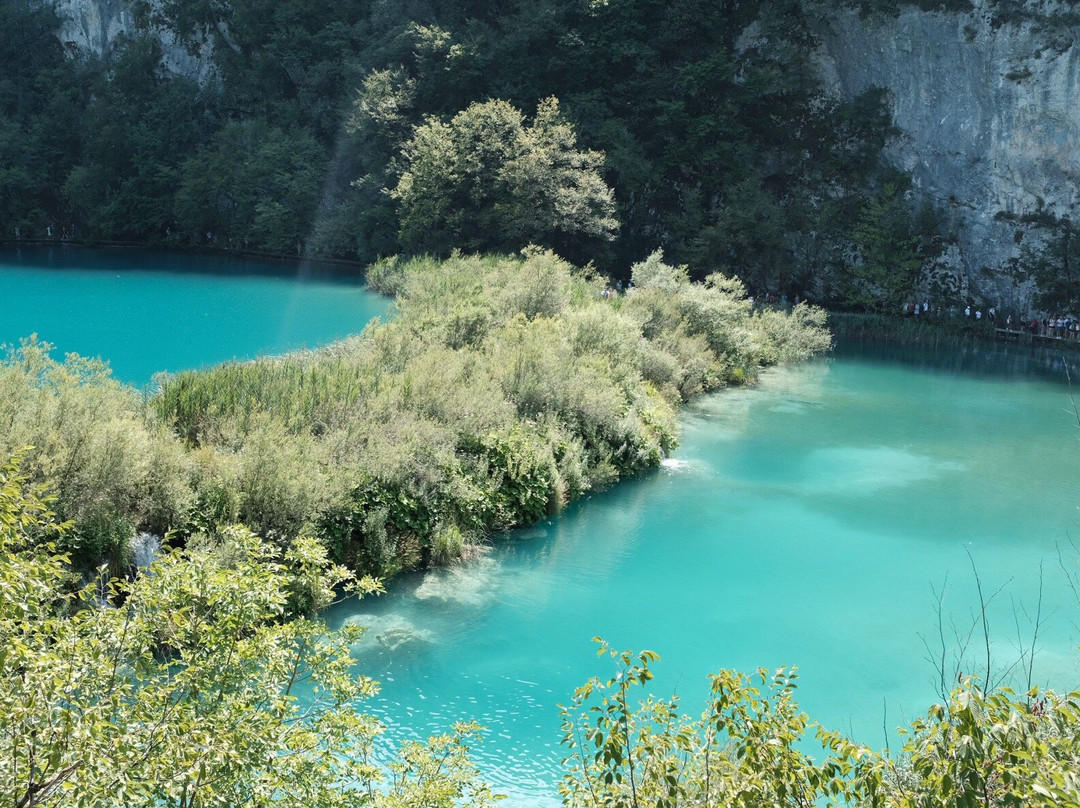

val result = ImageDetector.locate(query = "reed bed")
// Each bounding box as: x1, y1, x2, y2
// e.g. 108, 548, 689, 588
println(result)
4, 250, 832, 577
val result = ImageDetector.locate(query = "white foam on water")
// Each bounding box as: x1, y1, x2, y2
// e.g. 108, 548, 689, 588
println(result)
660, 457, 692, 472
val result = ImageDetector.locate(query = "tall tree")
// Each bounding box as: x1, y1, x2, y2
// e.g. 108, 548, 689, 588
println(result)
174, 120, 326, 251
843, 182, 935, 311
1014, 216, 1080, 314
392, 97, 618, 263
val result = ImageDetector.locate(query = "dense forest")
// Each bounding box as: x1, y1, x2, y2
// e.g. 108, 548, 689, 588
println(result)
2, 0, 955, 306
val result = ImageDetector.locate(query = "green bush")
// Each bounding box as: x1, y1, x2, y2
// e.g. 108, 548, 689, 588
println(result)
562, 643, 1080, 807
14, 249, 830, 576
0, 338, 194, 572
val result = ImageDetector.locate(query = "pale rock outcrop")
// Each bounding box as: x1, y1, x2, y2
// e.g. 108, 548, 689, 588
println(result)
53, 0, 215, 81
814, 1, 1080, 308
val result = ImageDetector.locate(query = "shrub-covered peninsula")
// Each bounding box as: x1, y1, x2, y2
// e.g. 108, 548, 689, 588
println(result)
0, 249, 830, 580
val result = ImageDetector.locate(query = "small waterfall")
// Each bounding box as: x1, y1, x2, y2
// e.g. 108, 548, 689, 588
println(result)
131, 531, 162, 571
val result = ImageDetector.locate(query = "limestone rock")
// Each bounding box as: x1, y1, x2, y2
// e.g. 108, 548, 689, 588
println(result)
814, 1, 1080, 309
53, 0, 215, 81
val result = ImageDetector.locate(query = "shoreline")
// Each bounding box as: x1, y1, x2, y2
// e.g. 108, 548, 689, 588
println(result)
827, 310, 1080, 353
0, 238, 372, 273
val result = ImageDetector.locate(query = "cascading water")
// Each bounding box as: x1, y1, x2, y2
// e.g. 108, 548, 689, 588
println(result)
131, 532, 162, 571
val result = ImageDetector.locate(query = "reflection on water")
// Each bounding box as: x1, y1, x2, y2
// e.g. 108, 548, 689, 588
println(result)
835, 336, 1080, 385
330, 343, 1080, 805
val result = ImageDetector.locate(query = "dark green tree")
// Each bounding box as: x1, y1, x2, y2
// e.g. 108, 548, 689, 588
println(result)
63, 36, 211, 241
0, 1, 83, 237
174, 120, 326, 251
843, 182, 939, 311
687, 176, 791, 294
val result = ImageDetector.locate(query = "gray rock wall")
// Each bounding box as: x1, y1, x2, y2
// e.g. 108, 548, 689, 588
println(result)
815, 1, 1080, 308
54, 0, 215, 81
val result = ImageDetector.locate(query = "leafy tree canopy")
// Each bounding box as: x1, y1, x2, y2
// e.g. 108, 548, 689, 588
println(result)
392, 97, 618, 263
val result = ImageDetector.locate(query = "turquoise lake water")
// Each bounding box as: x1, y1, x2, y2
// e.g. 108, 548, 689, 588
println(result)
5, 248, 1080, 805
0, 246, 390, 384
327, 341, 1080, 806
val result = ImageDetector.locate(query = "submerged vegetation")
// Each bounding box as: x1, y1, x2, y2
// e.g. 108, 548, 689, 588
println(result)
0, 249, 830, 579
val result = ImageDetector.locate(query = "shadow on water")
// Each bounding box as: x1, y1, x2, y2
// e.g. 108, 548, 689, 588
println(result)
0, 245, 367, 285
835, 336, 1080, 387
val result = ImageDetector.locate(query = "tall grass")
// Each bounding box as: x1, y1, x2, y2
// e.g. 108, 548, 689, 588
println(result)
152, 249, 831, 575
7, 249, 832, 577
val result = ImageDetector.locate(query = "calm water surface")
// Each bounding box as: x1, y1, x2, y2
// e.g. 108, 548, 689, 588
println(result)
328, 340, 1080, 806
0, 246, 390, 383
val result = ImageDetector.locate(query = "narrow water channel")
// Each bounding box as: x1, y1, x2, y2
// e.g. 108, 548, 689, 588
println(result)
328, 340, 1080, 806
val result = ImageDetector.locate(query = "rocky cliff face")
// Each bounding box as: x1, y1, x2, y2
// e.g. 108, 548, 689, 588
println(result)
54, 0, 214, 81
815, 1, 1080, 309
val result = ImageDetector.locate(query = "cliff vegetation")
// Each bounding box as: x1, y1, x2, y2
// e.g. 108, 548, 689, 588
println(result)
5, 0, 944, 308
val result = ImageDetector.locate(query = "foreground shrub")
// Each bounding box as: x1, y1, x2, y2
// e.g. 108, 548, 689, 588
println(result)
560, 643, 1080, 808
0, 338, 193, 573
0, 456, 498, 808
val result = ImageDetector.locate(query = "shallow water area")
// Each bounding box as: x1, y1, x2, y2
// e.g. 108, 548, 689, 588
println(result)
330, 339, 1080, 806
0, 246, 390, 383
